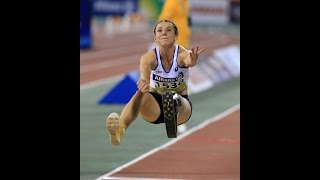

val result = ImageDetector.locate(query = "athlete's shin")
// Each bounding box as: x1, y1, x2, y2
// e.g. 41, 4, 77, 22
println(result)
119, 90, 145, 128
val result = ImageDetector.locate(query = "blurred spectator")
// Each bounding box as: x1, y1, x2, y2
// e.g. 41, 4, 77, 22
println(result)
158, 0, 191, 49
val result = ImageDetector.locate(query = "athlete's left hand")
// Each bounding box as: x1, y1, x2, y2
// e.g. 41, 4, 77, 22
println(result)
190, 46, 206, 62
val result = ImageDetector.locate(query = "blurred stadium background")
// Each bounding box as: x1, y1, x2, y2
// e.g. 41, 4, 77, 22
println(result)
80, 0, 240, 180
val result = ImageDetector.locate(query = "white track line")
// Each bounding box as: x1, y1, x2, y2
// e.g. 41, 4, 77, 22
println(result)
101, 177, 186, 180
96, 104, 240, 180
80, 54, 140, 73
80, 42, 149, 61
80, 75, 122, 91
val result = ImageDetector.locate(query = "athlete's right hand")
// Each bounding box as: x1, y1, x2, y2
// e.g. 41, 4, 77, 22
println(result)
137, 79, 149, 93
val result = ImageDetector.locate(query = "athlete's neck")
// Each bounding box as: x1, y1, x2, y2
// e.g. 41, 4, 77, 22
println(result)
159, 45, 175, 63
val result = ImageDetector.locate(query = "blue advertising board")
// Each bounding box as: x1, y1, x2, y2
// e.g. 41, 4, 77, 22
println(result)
230, 1, 240, 24
80, 0, 92, 49
92, 0, 138, 17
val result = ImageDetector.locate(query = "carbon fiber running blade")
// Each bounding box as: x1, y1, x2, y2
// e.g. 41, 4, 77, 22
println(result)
162, 91, 177, 138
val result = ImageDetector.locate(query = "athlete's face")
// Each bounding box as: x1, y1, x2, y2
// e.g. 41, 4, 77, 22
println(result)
154, 22, 177, 46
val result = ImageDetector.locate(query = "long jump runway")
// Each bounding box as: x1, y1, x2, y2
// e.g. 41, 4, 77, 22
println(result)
80, 24, 240, 180
97, 105, 240, 180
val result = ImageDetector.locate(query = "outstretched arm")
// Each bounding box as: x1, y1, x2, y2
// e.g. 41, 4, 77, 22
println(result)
137, 54, 152, 93
183, 46, 206, 67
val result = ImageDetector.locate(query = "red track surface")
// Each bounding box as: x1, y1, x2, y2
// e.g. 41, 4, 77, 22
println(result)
111, 109, 240, 180
81, 27, 240, 179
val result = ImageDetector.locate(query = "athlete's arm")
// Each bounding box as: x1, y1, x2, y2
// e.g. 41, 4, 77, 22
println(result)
137, 53, 153, 93
180, 46, 205, 67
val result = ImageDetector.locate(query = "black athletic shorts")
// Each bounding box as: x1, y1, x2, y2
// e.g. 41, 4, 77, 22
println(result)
148, 92, 192, 125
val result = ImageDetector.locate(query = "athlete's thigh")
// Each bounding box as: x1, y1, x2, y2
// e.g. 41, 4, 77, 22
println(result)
139, 93, 161, 122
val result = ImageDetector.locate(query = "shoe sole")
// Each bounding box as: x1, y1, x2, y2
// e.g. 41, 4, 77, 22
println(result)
106, 112, 120, 145
162, 91, 178, 138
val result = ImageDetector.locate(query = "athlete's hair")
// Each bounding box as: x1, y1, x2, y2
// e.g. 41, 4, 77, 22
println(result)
153, 19, 178, 37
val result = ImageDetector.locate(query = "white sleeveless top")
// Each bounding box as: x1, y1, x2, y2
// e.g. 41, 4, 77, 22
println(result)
150, 45, 189, 93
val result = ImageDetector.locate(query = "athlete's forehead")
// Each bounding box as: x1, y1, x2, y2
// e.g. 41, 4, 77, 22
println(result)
156, 22, 174, 29
153, 20, 178, 36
